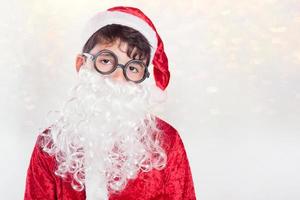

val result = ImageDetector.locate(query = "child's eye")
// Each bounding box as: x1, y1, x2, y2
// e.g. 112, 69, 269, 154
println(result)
129, 66, 139, 73
101, 59, 111, 65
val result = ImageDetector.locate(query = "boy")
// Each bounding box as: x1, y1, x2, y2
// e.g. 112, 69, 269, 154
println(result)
24, 6, 196, 200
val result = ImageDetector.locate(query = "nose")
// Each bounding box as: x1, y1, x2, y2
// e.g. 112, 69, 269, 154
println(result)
110, 67, 126, 82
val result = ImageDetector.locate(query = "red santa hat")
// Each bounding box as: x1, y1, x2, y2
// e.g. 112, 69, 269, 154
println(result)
80, 6, 170, 90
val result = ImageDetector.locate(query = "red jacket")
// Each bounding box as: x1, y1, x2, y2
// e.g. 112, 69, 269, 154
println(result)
24, 118, 196, 200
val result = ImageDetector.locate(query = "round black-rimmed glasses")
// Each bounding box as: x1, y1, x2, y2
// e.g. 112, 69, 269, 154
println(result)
83, 49, 150, 83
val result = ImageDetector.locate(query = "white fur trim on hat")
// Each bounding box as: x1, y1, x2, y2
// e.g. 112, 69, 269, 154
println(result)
80, 11, 158, 63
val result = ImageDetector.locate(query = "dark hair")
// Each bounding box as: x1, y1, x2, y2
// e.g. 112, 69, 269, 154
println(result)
82, 24, 151, 66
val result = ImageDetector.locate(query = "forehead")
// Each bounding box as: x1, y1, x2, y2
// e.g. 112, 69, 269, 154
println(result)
90, 39, 120, 53
90, 39, 143, 61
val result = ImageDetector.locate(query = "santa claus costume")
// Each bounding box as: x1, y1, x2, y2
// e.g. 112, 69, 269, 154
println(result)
24, 6, 196, 200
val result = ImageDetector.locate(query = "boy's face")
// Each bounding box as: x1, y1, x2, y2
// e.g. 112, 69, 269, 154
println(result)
75, 39, 147, 83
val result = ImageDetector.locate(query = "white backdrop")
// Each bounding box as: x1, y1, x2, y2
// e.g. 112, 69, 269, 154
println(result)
1, 0, 300, 199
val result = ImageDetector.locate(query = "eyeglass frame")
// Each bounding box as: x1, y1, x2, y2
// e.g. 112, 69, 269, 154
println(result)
82, 49, 150, 83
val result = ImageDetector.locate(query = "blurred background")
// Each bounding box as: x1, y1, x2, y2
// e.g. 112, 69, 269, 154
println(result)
1, 0, 300, 199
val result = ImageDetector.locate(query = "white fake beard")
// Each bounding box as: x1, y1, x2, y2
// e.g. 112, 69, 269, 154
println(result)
40, 64, 167, 199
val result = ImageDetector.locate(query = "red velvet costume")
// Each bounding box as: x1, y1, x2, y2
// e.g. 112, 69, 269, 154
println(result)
24, 118, 196, 199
